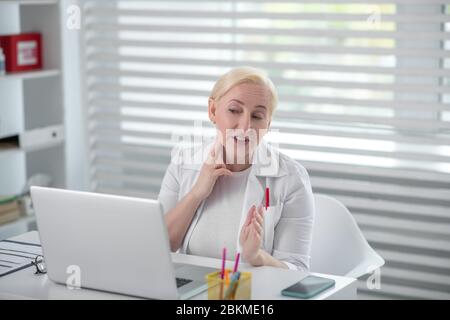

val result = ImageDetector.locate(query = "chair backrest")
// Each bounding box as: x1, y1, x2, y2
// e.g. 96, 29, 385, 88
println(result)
310, 194, 384, 278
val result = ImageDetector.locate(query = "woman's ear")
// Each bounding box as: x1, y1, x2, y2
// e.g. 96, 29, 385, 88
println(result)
208, 97, 216, 124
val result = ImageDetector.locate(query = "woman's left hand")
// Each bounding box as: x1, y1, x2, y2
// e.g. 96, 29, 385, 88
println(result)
239, 204, 265, 265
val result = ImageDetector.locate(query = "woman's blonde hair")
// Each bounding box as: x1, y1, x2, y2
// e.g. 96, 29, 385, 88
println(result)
209, 66, 278, 116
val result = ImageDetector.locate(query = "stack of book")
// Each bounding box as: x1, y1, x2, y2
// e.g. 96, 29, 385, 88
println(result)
0, 196, 21, 225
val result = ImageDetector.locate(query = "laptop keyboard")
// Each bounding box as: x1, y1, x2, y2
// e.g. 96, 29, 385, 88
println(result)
176, 277, 193, 288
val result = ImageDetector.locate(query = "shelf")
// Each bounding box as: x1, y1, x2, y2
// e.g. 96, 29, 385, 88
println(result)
0, 69, 60, 80
0, 138, 64, 154
0, 0, 57, 5
0, 123, 65, 154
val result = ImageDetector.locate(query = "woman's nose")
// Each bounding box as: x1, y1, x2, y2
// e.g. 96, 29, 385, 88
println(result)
238, 114, 252, 132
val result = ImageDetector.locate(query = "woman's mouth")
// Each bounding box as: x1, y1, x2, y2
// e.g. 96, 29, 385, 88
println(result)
234, 136, 250, 144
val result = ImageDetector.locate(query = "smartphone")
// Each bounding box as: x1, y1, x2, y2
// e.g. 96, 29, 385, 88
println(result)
281, 275, 336, 299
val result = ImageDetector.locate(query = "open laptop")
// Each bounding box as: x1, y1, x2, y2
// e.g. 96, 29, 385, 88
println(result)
30, 186, 216, 300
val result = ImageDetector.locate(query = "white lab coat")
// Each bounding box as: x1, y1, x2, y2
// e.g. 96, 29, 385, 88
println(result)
158, 139, 315, 271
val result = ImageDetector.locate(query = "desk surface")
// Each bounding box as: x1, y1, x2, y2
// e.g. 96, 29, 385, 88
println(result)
0, 231, 357, 300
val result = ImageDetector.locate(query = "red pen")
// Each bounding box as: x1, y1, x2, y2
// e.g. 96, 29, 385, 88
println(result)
221, 247, 226, 279
265, 187, 270, 209
233, 253, 240, 273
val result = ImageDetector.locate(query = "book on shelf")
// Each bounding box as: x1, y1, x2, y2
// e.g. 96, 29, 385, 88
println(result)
0, 198, 21, 225
0, 198, 18, 212
0, 135, 19, 151
0, 209, 21, 225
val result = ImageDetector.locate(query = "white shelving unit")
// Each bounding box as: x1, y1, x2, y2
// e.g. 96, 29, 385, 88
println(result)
0, 0, 65, 240
2, 69, 60, 80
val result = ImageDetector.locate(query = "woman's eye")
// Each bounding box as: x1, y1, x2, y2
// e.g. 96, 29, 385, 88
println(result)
228, 109, 239, 114
253, 114, 264, 120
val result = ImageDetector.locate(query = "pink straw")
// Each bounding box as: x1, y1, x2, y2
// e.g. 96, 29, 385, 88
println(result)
233, 253, 240, 273
221, 247, 227, 279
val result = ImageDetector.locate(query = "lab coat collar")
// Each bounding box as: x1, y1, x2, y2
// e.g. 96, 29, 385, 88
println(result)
181, 139, 287, 178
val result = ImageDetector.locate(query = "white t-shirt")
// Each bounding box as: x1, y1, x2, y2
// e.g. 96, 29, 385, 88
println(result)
186, 166, 252, 260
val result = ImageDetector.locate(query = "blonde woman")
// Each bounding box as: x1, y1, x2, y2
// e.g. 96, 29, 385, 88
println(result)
158, 67, 315, 271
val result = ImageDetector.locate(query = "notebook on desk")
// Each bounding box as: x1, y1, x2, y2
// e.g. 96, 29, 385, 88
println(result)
30, 186, 215, 300
0, 239, 42, 277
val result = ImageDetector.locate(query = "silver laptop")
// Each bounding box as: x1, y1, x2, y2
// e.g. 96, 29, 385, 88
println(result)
30, 186, 215, 300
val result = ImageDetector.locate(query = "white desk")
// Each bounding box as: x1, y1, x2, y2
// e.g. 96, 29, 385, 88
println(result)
0, 231, 357, 300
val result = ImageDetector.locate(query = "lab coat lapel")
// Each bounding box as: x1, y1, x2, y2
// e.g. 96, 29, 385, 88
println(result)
179, 141, 213, 253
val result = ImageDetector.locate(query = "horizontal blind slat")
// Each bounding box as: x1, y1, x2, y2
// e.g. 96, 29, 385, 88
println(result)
85, 8, 450, 23
87, 53, 450, 77
88, 104, 450, 130
87, 68, 450, 94
88, 82, 450, 111
86, 38, 450, 58
325, 194, 450, 220
85, 23, 450, 41
84, 0, 450, 5
311, 176, 450, 202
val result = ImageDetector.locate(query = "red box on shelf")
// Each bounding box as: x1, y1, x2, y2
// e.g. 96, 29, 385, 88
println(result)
0, 33, 42, 73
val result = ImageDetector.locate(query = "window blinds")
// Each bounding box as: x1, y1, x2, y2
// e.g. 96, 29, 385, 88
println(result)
81, 0, 450, 299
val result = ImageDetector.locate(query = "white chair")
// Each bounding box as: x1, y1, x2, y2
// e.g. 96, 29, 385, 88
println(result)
310, 194, 385, 278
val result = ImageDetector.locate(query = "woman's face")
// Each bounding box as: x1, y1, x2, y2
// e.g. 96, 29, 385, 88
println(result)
208, 83, 272, 164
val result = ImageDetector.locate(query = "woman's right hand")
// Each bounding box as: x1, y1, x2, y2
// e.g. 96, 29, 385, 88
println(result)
190, 141, 233, 201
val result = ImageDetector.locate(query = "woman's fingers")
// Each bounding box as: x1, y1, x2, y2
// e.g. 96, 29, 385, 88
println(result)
244, 204, 264, 234
251, 226, 262, 241
255, 206, 264, 226
248, 225, 255, 239
240, 221, 251, 245
244, 205, 256, 227
214, 163, 227, 170
213, 139, 224, 164
206, 139, 223, 165
253, 215, 263, 231
241, 204, 264, 250
249, 205, 264, 233
243, 224, 251, 239
212, 168, 232, 178
252, 218, 263, 235
206, 147, 215, 165
258, 204, 265, 216
258, 205, 265, 222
